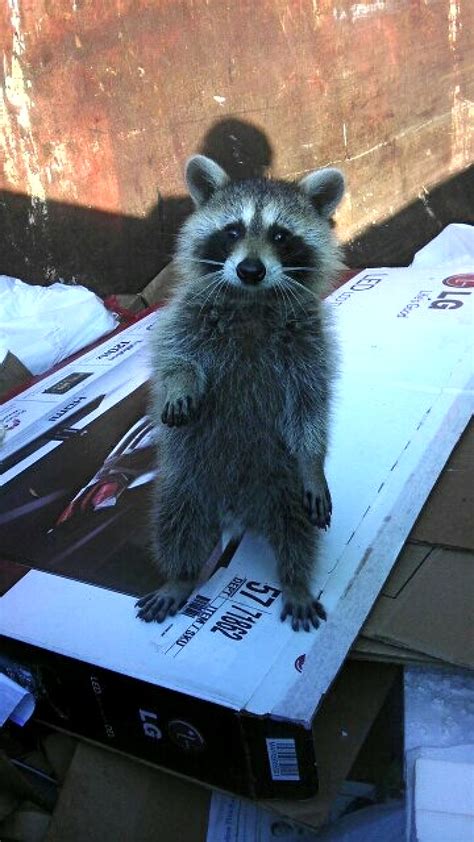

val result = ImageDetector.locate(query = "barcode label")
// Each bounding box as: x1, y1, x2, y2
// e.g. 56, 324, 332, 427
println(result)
266, 738, 300, 781
182, 594, 211, 618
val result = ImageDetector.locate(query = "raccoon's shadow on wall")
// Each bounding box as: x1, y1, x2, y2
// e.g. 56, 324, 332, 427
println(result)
1, 117, 473, 298
0, 119, 274, 298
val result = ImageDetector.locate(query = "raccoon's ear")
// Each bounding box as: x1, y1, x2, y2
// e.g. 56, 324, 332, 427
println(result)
298, 168, 345, 218
185, 155, 230, 206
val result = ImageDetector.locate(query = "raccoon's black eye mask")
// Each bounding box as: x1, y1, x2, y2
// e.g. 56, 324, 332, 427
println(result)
197, 222, 245, 267
269, 227, 316, 271
196, 216, 315, 276
223, 222, 245, 241
268, 224, 291, 244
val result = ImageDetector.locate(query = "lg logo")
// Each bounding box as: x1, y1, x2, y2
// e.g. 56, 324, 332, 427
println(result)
167, 720, 205, 752
443, 274, 474, 289
429, 290, 472, 310
138, 709, 206, 751
139, 708, 163, 741
430, 274, 474, 311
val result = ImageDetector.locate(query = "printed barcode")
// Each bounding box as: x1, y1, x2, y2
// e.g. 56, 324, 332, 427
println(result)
182, 594, 211, 618
266, 738, 300, 781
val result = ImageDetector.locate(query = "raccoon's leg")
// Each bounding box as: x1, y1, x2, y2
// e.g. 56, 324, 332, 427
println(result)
136, 481, 219, 623
160, 358, 206, 427
265, 493, 326, 632
299, 453, 332, 530
283, 360, 333, 529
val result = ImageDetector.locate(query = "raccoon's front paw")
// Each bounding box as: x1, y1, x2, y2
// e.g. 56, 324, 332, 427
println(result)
281, 590, 327, 632
161, 395, 200, 427
135, 581, 194, 622
303, 476, 332, 530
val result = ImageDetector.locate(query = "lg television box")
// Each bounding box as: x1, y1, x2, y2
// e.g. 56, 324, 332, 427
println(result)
1, 267, 472, 798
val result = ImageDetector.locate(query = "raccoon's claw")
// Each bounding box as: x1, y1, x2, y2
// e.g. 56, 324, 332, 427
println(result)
304, 483, 332, 530
281, 594, 327, 632
135, 582, 193, 622
161, 396, 198, 427
136, 593, 178, 623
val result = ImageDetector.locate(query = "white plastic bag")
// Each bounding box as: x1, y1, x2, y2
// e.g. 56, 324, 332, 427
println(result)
411, 223, 474, 270
0, 277, 118, 375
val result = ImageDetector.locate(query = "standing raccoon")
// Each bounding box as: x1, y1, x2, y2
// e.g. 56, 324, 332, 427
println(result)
136, 155, 345, 631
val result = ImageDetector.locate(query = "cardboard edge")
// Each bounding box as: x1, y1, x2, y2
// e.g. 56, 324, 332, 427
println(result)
268, 383, 473, 725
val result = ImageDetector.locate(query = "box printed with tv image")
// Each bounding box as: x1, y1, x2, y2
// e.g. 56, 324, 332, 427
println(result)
0, 313, 162, 595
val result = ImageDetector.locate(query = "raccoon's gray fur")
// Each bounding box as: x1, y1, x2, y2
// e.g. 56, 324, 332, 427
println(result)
136, 154, 345, 631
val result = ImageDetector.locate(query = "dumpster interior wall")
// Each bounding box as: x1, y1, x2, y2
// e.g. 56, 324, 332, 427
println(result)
0, 0, 473, 294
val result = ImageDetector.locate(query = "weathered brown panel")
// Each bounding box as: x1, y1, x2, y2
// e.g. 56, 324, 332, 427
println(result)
1, 0, 473, 291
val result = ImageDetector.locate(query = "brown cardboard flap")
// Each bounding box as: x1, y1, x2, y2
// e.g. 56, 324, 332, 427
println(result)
354, 420, 473, 668
361, 546, 474, 669
351, 636, 441, 666
111, 263, 179, 314
379, 544, 431, 599
0, 352, 32, 400
141, 262, 179, 306
409, 419, 474, 550
46, 742, 209, 842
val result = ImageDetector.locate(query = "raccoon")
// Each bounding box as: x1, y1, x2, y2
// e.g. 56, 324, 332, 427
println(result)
136, 154, 345, 631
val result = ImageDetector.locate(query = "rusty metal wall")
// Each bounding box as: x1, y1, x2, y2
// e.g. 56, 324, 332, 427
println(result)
1, 0, 473, 292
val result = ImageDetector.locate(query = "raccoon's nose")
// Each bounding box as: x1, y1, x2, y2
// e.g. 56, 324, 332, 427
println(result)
236, 258, 266, 285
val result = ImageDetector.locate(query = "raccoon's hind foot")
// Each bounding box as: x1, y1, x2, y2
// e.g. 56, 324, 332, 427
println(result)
135, 580, 195, 623
280, 588, 327, 632
303, 475, 332, 530
161, 395, 200, 427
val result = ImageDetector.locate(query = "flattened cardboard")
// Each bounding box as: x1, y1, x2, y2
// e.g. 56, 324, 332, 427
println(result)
410, 419, 474, 550
1, 267, 472, 796
351, 636, 440, 666
354, 421, 474, 668
358, 546, 474, 668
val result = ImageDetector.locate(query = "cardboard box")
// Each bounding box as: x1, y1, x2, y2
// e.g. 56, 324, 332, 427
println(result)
0, 352, 32, 400
352, 420, 474, 668
44, 660, 397, 841
0, 267, 472, 798
110, 261, 180, 314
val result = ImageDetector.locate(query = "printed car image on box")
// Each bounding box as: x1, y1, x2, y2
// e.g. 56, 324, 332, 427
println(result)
0, 314, 162, 594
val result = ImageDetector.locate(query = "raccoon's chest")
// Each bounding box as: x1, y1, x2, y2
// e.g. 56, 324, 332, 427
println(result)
209, 311, 294, 369
204, 310, 302, 414
204, 305, 297, 356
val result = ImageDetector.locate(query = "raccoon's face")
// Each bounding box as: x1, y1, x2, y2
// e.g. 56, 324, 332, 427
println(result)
176, 155, 345, 297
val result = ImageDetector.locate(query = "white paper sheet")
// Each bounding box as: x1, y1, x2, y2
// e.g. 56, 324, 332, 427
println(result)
0, 672, 35, 727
